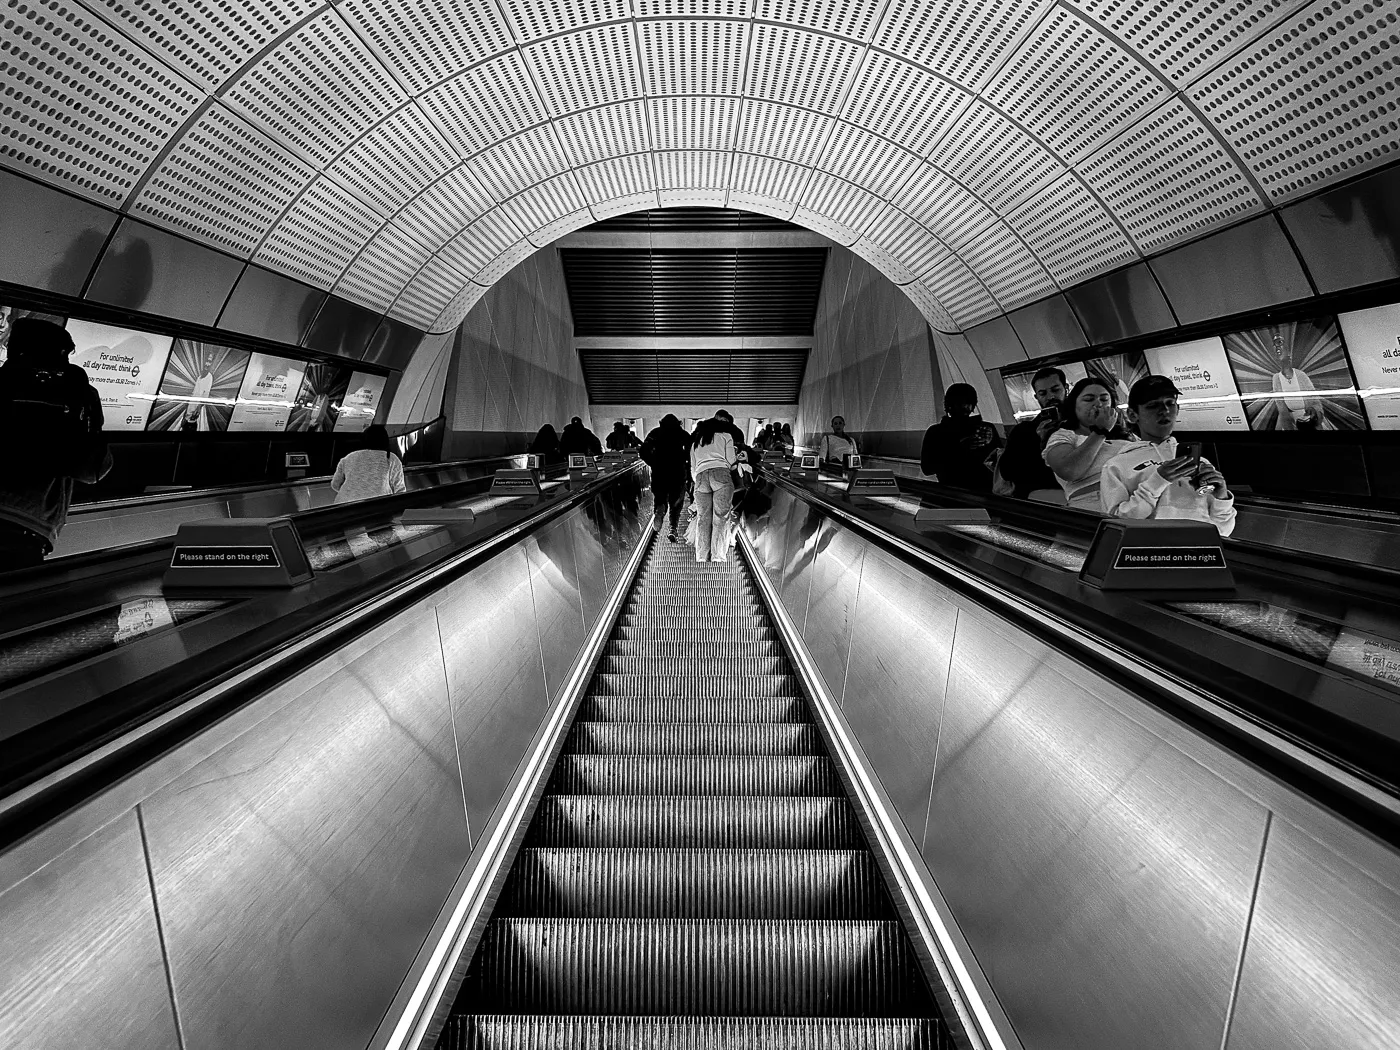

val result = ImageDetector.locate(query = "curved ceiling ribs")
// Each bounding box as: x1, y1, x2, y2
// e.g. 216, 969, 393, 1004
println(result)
3, 0, 1397, 334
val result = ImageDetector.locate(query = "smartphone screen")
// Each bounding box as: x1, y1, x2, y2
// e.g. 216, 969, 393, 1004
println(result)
1186, 442, 1202, 467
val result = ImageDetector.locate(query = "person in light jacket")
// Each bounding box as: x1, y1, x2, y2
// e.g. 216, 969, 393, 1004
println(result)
1042, 377, 1134, 512
689, 415, 737, 562
1100, 375, 1236, 536
331, 424, 406, 504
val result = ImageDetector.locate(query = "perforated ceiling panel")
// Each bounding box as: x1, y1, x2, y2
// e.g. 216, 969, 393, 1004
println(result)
5, 0, 1397, 335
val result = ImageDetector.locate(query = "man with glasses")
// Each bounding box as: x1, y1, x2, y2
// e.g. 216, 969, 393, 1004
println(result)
1100, 375, 1236, 536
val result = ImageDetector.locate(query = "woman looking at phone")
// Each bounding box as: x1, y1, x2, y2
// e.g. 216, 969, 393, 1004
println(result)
1041, 376, 1134, 511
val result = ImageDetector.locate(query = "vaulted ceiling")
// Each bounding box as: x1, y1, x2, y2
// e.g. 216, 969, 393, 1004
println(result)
6, 0, 1396, 334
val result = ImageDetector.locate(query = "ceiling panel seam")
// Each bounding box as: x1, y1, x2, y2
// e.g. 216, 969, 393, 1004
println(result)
722, 6, 760, 212
628, 15, 667, 221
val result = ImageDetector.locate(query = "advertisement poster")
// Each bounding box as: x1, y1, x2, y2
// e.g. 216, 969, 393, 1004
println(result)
287, 363, 352, 432
1085, 351, 1148, 409
1003, 362, 1088, 421
1142, 336, 1248, 431
227, 353, 305, 432
1337, 303, 1400, 431
146, 340, 252, 432
0, 303, 68, 364
65, 319, 171, 431
1223, 318, 1365, 431
333, 372, 388, 433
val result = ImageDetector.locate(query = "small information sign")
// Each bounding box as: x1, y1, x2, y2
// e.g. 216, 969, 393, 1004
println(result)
1081, 520, 1233, 591
845, 468, 899, 499
164, 518, 312, 588
489, 468, 544, 498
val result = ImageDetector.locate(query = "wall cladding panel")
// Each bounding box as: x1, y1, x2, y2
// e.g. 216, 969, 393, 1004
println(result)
0, 171, 119, 295
85, 219, 244, 326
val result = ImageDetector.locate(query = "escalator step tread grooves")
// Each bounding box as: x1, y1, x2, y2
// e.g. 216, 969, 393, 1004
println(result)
443, 532, 946, 1047
446, 1015, 942, 1049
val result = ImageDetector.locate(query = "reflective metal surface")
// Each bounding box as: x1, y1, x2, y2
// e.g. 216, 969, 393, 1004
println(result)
1006, 295, 1088, 356
0, 812, 179, 1050
218, 264, 326, 345
524, 517, 586, 702
302, 294, 379, 359
364, 317, 424, 370
143, 611, 467, 1050
1280, 164, 1400, 293
801, 520, 864, 697
964, 317, 1026, 369
85, 218, 244, 325
1150, 215, 1312, 324
571, 510, 609, 628
0, 169, 117, 295
842, 545, 956, 849
1063, 262, 1176, 344
780, 492, 823, 634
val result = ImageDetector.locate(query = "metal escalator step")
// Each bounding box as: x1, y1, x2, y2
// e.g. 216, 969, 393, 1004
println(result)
495, 848, 892, 919
617, 614, 770, 630
598, 655, 787, 676
464, 918, 932, 1015
549, 755, 839, 796
576, 695, 809, 724
527, 796, 863, 848
565, 722, 821, 755
590, 673, 800, 697
636, 586, 758, 599
446, 1015, 942, 1050
604, 638, 782, 659
613, 625, 776, 642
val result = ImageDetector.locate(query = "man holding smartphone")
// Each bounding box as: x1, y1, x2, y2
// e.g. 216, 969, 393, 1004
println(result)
1100, 375, 1236, 536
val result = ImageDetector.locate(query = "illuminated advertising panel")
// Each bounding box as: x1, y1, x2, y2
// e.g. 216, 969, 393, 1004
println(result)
1003, 362, 1088, 421
1337, 303, 1400, 431
65, 319, 171, 431
287, 363, 351, 432
1084, 350, 1149, 409
1223, 318, 1365, 431
227, 353, 305, 432
1142, 336, 1248, 431
334, 372, 387, 433
146, 339, 251, 432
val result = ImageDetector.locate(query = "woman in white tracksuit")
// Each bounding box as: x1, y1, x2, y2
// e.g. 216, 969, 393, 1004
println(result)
689, 416, 737, 562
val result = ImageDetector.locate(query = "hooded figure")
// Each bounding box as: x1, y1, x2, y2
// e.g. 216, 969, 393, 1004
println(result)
640, 414, 692, 539
559, 415, 602, 457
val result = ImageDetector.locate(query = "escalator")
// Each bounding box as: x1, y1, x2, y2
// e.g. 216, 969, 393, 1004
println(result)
440, 535, 949, 1048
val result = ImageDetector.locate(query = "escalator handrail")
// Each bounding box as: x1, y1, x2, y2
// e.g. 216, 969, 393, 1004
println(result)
757, 468, 1400, 832
0, 464, 645, 847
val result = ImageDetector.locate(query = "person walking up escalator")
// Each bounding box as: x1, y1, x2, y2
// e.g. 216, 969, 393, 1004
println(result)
640, 414, 691, 542
560, 416, 602, 458
689, 415, 737, 563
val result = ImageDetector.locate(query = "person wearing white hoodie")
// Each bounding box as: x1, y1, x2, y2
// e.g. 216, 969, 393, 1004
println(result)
1100, 375, 1237, 537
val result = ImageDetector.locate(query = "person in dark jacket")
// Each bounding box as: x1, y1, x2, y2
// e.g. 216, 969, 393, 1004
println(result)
640, 414, 691, 540
528, 424, 564, 465
776, 423, 794, 453
920, 383, 1002, 491
606, 421, 641, 450
559, 416, 602, 457
0, 319, 112, 569
999, 366, 1068, 498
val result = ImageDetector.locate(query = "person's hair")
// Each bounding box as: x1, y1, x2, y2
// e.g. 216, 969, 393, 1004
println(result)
7, 318, 74, 366
1127, 374, 1180, 410
570, 416, 582, 425
362, 423, 394, 453
532, 423, 559, 445
1031, 366, 1067, 388
831, 415, 845, 425
714, 409, 733, 424
692, 417, 723, 447
1059, 376, 1118, 431
780, 423, 792, 433
660, 413, 681, 429
944, 383, 977, 408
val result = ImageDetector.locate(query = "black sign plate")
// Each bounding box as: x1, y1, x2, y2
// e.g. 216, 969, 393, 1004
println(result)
172, 545, 281, 569
1114, 546, 1225, 570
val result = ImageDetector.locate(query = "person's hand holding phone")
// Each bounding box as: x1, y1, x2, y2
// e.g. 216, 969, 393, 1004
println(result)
1193, 466, 1228, 498
1156, 454, 1198, 482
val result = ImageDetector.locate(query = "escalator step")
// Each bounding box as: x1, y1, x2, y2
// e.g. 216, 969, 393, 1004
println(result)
549, 755, 838, 796
464, 918, 932, 1015
613, 626, 776, 642
604, 638, 782, 658
565, 722, 822, 755
590, 673, 800, 697
576, 695, 809, 724
598, 655, 788, 676
527, 796, 864, 848
495, 848, 892, 919
617, 614, 770, 630
446, 1015, 943, 1050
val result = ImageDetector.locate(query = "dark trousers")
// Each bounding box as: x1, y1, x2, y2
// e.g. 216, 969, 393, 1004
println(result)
651, 477, 686, 533
0, 523, 49, 573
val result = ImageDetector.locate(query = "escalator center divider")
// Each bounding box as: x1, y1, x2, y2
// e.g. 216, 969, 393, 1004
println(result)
439, 532, 952, 1049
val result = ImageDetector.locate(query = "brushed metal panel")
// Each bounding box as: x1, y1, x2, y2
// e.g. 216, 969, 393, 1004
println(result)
86, 219, 245, 326
779, 495, 824, 633
750, 483, 795, 584
525, 516, 586, 702
143, 612, 467, 1050
0, 812, 179, 1050
571, 505, 609, 628
435, 546, 549, 838
1006, 294, 1088, 356
964, 316, 1026, 369
1150, 215, 1312, 325
927, 612, 1267, 1050
1226, 821, 1400, 1050
801, 520, 865, 702
1280, 164, 1400, 293
364, 317, 423, 369
0, 169, 118, 295
303, 294, 380, 359
843, 546, 956, 849
218, 264, 326, 346
1064, 263, 1176, 344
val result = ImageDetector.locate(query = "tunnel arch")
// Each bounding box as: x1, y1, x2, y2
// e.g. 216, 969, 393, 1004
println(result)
4, 0, 1396, 335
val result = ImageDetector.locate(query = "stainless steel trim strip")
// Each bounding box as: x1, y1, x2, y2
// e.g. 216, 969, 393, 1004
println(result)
370, 524, 655, 1050
735, 527, 1024, 1050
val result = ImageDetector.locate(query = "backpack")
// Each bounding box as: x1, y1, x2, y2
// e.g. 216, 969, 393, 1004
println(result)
0, 361, 94, 481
